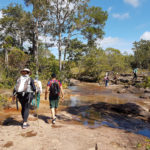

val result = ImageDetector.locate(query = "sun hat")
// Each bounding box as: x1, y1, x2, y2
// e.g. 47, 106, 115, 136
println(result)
21, 68, 31, 73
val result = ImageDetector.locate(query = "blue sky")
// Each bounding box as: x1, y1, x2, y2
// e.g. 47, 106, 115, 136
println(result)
91, 0, 150, 54
0, 0, 150, 55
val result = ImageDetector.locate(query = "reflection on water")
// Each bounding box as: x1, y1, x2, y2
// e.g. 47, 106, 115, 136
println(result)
66, 84, 150, 138
70, 96, 80, 107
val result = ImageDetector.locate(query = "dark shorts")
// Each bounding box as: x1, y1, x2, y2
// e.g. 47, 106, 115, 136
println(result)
49, 97, 59, 108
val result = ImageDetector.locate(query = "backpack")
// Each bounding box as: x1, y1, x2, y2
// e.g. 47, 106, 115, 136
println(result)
15, 76, 31, 93
34, 80, 40, 93
49, 81, 60, 99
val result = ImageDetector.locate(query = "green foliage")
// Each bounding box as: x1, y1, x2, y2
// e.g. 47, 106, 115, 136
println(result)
136, 143, 142, 148
8, 48, 28, 69
80, 6, 108, 47
65, 41, 132, 82
132, 40, 150, 69
105, 48, 130, 72
142, 76, 150, 88
146, 145, 150, 150
0, 95, 9, 109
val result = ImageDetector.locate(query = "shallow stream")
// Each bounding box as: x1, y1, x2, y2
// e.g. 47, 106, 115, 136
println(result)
64, 83, 150, 138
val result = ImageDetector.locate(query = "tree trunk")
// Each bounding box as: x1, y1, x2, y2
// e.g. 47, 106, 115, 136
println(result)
64, 33, 71, 61
35, 18, 39, 75
4, 48, 8, 68
58, 32, 62, 71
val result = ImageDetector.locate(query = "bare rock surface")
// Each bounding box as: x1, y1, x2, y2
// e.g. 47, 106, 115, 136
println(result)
0, 112, 148, 150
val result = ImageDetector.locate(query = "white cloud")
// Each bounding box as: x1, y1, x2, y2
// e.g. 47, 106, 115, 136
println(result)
97, 37, 120, 48
140, 31, 150, 40
39, 35, 54, 44
124, 0, 139, 7
0, 11, 3, 19
96, 36, 133, 54
107, 7, 112, 12
112, 13, 130, 20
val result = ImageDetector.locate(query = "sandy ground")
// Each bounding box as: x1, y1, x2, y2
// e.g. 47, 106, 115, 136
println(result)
0, 111, 149, 150
0, 80, 150, 150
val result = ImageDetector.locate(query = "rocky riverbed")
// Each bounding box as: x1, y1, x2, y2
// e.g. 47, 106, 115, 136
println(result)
0, 78, 150, 150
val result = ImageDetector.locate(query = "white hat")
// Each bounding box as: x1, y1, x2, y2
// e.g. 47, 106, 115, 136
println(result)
21, 68, 31, 73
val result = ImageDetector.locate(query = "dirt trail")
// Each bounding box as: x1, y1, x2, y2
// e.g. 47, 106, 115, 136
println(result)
0, 111, 148, 150
0, 81, 150, 150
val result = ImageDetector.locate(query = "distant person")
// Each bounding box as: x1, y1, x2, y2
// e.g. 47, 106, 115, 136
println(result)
12, 68, 36, 129
104, 75, 109, 87
45, 73, 64, 124
133, 68, 138, 80
114, 73, 118, 84
32, 75, 42, 109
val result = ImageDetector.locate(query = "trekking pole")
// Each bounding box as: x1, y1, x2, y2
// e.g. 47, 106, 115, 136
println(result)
16, 97, 19, 110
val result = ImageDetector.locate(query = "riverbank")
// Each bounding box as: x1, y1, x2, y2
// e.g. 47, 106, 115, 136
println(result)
0, 79, 150, 150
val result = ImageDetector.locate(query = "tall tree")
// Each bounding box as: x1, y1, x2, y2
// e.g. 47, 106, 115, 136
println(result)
24, 0, 48, 75
0, 4, 28, 49
132, 40, 150, 69
45, 0, 89, 71
80, 6, 108, 48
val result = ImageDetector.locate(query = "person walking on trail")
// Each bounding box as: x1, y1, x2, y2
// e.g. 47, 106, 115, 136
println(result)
133, 68, 138, 80
12, 68, 36, 129
104, 75, 109, 87
45, 73, 64, 124
114, 73, 118, 84
32, 75, 42, 109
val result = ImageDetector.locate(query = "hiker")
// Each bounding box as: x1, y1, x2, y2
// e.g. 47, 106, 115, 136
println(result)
45, 73, 64, 124
133, 68, 138, 80
104, 75, 109, 87
32, 75, 42, 109
114, 73, 118, 84
12, 68, 36, 129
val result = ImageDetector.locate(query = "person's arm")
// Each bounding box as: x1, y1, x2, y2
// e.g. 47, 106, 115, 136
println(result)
60, 86, 64, 101
30, 78, 36, 92
12, 81, 17, 102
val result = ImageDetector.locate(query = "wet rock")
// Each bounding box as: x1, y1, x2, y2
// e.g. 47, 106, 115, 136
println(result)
119, 79, 129, 83
78, 76, 97, 82
91, 102, 150, 119
117, 89, 126, 94
139, 95, 148, 99
120, 74, 132, 77
144, 89, 150, 93
124, 85, 130, 88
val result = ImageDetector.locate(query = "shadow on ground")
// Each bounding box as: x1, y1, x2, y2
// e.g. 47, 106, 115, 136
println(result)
2, 117, 22, 126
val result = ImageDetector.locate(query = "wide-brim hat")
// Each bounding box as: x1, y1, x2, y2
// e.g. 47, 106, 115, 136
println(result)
20, 68, 31, 73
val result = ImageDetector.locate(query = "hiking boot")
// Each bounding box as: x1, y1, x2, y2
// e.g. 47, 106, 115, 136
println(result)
22, 123, 30, 129
52, 118, 56, 124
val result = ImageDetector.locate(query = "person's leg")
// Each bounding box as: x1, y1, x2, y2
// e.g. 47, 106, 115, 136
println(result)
23, 93, 33, 123
133, 73, 136, 80
105, 80, 108, 87
55, 99, 59, 116
18, 94, 25, 121
50, 100, 56, 119
36, 93, 40, 108
55, 108, 58, 116
51, 108, 56, 119
135, 73, 137, 79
